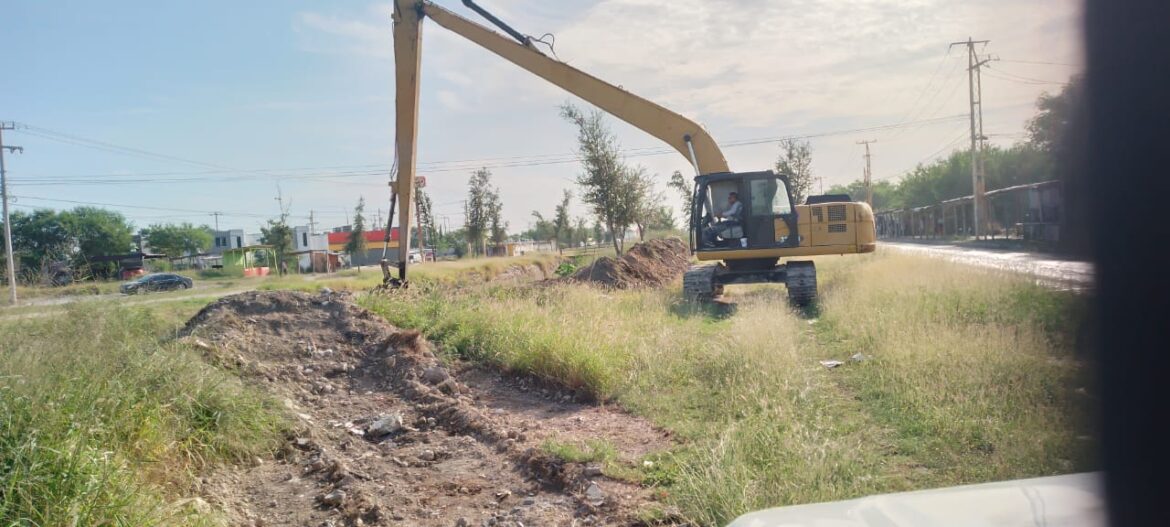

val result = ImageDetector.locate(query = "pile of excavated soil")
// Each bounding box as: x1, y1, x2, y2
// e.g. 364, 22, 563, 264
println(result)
571, 238, 691, 289
179, 290, 673, 527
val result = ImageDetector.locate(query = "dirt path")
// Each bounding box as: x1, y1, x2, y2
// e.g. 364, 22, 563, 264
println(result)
182, 290, 673, 527
882, 241, 1093, 290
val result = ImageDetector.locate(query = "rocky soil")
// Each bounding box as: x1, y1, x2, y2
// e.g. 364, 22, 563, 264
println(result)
179, 290, 674, 527
571, 239, 691, 289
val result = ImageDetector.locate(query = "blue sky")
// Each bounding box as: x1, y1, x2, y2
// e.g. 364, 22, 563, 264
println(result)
2, 0, 1082, 234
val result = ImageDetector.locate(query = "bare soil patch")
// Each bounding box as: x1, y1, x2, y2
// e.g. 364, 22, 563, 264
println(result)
571, 239, 690, 289
180, 290, 673, 527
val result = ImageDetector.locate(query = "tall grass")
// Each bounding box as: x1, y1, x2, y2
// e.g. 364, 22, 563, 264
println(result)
360, 249, 1094, 525
0, 304, 286, 526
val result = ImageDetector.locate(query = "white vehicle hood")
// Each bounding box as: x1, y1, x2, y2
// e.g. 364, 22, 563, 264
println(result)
727, 472, 1103, 527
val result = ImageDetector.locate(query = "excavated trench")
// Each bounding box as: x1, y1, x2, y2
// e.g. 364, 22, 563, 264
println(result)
180, 290, 673, 527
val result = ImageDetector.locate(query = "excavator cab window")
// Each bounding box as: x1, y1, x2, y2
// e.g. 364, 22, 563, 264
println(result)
692, 171, 799, 251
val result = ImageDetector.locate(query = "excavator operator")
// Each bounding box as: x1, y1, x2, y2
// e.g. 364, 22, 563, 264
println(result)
704, 192, 742, 247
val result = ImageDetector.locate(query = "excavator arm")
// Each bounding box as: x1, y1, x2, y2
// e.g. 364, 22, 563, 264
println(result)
385, 0, 731, 284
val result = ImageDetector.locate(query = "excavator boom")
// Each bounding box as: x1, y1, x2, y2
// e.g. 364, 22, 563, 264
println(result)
386, 0, 730, 284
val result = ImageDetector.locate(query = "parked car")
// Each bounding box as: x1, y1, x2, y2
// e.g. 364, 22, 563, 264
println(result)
120, 273, 193, 295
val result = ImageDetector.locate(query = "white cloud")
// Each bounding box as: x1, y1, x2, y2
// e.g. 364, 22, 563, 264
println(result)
291, 0, 1082, 227
293, 4, 394, 58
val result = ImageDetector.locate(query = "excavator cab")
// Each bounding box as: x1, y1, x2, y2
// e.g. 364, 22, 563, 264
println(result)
691, 171, 800, 252
684, 171, 877, 305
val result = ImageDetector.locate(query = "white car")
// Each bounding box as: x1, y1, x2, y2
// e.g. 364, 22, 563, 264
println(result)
407, 250, 422, 263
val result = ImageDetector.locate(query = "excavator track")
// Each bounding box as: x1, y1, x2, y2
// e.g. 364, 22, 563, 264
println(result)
785, 260, 817, 306
683, 264, 724, 301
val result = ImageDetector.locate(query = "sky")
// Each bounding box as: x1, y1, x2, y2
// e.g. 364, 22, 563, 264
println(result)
2, 0, 1082, 235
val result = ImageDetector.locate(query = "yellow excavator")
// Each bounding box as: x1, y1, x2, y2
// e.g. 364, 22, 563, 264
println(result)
384, 0, 876, 305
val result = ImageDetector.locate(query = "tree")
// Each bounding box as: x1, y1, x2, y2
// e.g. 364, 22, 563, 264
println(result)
486, 189, 507, 249
627, 167, 662, 241
61, 207, 135, 277
260, 214, 293, 268
528, 211, 556, 244
5, 209, 72, 275
1026, 76, 1086, 255
1027, 77, 1083, 155
560, 102, 645, 254
464, 168, 494, 256
142, 222, 212, 259
344, 198, 369, 271
572, 216, 589, 247
553, 190, 572, 250
667, 170, 693, 220
775, 139, 814, 206
646, 206, 677, 231
414, 188, 435, 250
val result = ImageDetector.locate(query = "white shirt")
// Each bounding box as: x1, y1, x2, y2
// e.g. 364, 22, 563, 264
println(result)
721, 200, 742, 220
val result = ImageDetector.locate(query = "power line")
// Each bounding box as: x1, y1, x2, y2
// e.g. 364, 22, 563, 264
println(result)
996, 59, 1077, 67
886, 50, 962, 139
9, 194, 272, 219
9, 114, 969, 187
875, 128, 969, 183
983, 66, 1069, 86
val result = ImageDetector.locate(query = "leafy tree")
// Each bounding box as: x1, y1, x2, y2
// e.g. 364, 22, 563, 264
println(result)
592, 220, 604, 246
5, 209, 72, 274
775, 139, 814, 206
572, 216, 589, 247
1027, 77, 1083, 155
463, 168, 495, 256
260, 214, 294, 266
486, 189, 507, 248
646, 206, 677, 231
414, 188, 435, 250
527, 211, 556, 244
827, 180, 902, 211
560, 102, 646, 254
344, 198, 368, 271
627, 167, 663, 241
667, 170, 693, 220
142, 222, 212, 258
553, 190, 572, 250
61, 207, 134, 276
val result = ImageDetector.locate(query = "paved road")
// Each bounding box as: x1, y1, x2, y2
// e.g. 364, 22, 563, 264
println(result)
882, 241, 1094, 291
1, 285, 253, 320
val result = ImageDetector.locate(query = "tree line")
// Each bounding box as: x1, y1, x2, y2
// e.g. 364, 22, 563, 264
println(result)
827, 78, 1081, 212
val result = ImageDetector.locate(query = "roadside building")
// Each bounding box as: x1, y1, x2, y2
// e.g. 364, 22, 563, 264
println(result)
210, 229, 259, 255
291, 226, 331, 272
328, 227, 401, 267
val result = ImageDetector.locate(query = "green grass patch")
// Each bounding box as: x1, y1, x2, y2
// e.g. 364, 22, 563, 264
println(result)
0, 304, 288, 526
359, 249, 1094, 525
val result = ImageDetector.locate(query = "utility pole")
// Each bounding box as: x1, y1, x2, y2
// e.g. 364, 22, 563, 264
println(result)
857, 139, 877, 207
209, 211, 223, 232
308, 210, 317, 235
950, 37, 991, 238
1, 122, 24, 305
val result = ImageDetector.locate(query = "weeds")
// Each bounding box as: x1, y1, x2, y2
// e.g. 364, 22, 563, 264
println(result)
361, 249, 1095, 525
0, 304, 286, 526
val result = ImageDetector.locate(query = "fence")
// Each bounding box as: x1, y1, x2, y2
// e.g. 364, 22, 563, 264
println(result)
874, 180, 1062, 243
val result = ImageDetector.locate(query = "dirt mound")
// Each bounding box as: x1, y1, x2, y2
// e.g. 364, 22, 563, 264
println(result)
572, 238, 691, 289
180, 290, 673, 527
